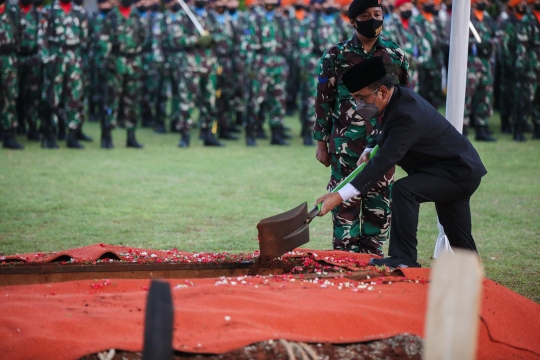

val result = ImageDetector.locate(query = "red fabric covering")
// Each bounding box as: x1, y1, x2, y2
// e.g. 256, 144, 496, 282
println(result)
1, 274, 539, 359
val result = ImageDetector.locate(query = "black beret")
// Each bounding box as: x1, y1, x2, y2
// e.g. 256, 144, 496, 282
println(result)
342, 57, 387, 94
347, 0, 381, 18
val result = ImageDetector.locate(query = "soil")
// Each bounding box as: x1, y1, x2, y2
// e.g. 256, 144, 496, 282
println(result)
81, 334, 423, 360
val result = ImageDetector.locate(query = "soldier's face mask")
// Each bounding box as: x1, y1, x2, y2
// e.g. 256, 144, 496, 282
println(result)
354, 88, 381, 120
34, 0, 44, 6
324, 7, 338, 14
515, 4, 527, 13
101, 6, 111, 13
264, 4, 276, 11
400, 9, 412, 19
475, 2, 486, 11
422, 3, 435, 13
137, 4, 147, 11
171, 3, 180, 11
73, 0, 83, 5
59, 0, 72, 4
194, 0, 206, 8
293, 4, 303, 10
534, 3, 540, 10
227, 6, 237, 14
150, 3, 158, 11
354, 18, 383, 39
215, 5, 225, 13
120, 0, 132, 7
20, 0, 33, 6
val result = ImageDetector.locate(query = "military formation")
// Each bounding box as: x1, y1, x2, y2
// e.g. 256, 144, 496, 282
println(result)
0, 0, 539, 150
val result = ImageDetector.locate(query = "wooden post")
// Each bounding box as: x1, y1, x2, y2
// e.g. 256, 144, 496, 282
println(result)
424, 249, 483, 360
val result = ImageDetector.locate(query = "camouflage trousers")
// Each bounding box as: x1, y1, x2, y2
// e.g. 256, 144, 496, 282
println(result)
157, 65, 184, 130
418, 65, 444, 108
42, 52, 83, 130
329, 153, 394, 256
140, 57, 160, 125
512, 76, 535, 130
298, 56, 318, 133
105, 57, 142, 131
181, 69, 217, 131
497, 66, 513, 119
285, 55, 300, 111
249, 64, 288, 129
464, 56, 493, 127
80, 51, 91, 121
16, 55, 41, 131
532, 79, 540, 125
230, 59, 246, 114
0, 54, 18, 131
216, 60, 235, 131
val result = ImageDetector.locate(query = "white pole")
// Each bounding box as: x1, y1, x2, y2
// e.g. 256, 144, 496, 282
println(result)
434, 0, 471, 258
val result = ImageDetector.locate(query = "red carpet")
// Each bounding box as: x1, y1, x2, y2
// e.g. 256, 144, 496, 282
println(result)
1, 245, 539, 360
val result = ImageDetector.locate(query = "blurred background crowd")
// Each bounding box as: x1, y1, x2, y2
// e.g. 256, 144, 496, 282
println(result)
0, 0, 538, 150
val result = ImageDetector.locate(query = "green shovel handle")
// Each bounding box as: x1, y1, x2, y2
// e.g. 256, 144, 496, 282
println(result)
317, 145, 379, 212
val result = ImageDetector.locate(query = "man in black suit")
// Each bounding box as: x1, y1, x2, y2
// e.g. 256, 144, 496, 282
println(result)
316, 57, 487, 268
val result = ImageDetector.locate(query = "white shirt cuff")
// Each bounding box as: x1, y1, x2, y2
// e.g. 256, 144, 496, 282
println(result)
338, 183, 361, 201
364, 148, 374, 153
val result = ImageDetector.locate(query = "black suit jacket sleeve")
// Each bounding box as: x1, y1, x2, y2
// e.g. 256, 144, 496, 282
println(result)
350, 115, 418, 195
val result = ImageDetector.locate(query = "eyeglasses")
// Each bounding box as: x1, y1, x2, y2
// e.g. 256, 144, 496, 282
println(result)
355, 88, 380, 107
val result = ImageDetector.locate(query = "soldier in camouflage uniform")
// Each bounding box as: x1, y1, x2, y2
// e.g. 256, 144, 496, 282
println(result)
99, 0, 146, 148
1, 0, 24, 149
15, 0, 41, 142
383, 0, 431, 92
464, 0, 498, 141
298, 0, 349, 146
525, 0, 540, 138
213, 0, 240, 141
139, 0, 164, 132
227, 0, 249, 129
284, 0, 301, 116
38, 0, 88, 149
158, 0, 189, 145
411, 0, 444, 108
242, 0, 291, 146
177, 0, 225, 147
314, 0, 409, 255
499, 0, 538, 141
495, 4, 513, 134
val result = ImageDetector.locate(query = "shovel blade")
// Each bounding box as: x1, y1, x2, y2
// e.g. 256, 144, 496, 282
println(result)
257, 202, 310, 262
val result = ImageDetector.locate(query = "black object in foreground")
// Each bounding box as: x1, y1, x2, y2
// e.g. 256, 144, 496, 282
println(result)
143, 280, 174, 360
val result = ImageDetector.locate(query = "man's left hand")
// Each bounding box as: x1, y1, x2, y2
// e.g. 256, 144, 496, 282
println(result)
315, 193, 343, 216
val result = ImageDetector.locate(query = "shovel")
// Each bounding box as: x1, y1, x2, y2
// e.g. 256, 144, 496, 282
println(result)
257, 146, 380, 262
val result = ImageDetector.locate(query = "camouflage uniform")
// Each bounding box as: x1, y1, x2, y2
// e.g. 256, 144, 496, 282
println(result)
242, 8, 290, 138
38, 1, 87, 135
383, 12, 431, 92
464, 11, 497, 132
284, 8, 301, 115
15, 4, 42, 140
299, 12, 349, 143
524, 10, 540, 137
74, 3, 90, 123
140, 8, 163, 130
88, 9, 109, 126
100, 7, 146, 131
0, 3, 19, 132
158, 8, 186, 134
499, 12, 538, 140
177, 5, 221, 137
314, 34, 409, 255
411, 12, 445, 107
228, 9, 250, 121
495, 10, 512, 131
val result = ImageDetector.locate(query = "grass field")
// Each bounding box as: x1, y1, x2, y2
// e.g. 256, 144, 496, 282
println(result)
1, 113, 539, 303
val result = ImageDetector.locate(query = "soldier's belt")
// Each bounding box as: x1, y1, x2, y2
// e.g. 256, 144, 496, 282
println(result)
0, 45, 16, 55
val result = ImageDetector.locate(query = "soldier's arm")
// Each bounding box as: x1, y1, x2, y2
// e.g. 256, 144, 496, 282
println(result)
178, 16, 198, 48
37, 7, 51, 63
97, 13, 112, 61
313, 49, 337, 143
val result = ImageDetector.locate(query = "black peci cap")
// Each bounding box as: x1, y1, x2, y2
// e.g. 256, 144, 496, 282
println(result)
347, 0, 382, 18
342, 57, 387, 94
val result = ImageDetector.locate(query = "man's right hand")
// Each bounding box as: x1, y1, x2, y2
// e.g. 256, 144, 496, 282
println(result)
316, 141, 330, 167
356, 151, 371, 167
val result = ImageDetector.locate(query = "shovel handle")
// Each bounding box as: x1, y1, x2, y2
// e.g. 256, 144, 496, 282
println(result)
317, 145, 380, 212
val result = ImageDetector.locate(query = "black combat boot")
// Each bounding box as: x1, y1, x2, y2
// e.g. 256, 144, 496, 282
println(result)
228, 123, 241, 133
500, 116, 512, 134
41, 127, 59, 149
67, 128, 84, 148
513, 124, 527, 142
475, 126, 497, 142
178, 130, 190, 148
532, 124, 540, 139
154, 119, 167, 134
76, 124, 93, 141
2, 129, 24, 150
170, 119, 179, 133
58, 119, 66, 141
100, 127, 114, 149
235, 111, 244, 126
127, 130, 144, 148
246, 122, 257, 147
256, 124, 268, 139
303, 129, 315, 146
219, 127, 239, 140
270, 126, 289, 146
203, 128, 225, 147
27, 123, 41, 141
16, 123, 27, 135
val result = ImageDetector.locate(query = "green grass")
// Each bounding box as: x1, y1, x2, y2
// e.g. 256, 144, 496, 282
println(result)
1, 113, 539, 303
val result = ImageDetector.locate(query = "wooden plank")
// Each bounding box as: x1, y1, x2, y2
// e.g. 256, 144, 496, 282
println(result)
424, 249, 483, 360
